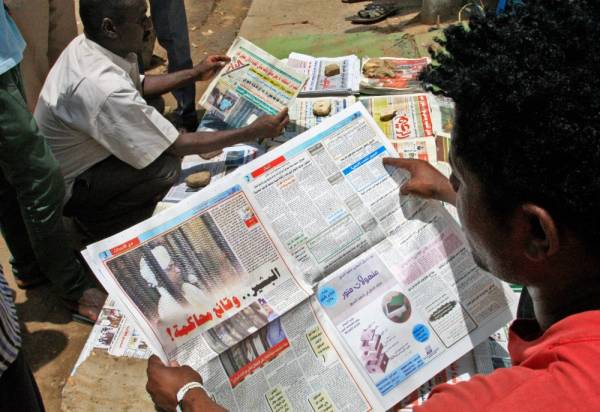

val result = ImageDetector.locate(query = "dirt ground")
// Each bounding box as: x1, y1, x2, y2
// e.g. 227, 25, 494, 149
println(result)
1, 1, 251, 411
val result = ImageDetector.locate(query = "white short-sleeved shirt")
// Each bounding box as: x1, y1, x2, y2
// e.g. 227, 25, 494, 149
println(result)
34, 34, 180, 201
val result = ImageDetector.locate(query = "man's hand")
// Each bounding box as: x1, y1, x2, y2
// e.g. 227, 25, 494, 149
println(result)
146, 355, 225, 412
248, 109, 290, 140
383, 157, 456, 205
192, 55, 231, 81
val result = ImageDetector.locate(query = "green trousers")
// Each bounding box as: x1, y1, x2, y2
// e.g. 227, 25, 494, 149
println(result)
0, 65, 93, 301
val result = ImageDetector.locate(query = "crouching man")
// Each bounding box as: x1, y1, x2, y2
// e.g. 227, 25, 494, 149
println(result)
35, 0, 288, 242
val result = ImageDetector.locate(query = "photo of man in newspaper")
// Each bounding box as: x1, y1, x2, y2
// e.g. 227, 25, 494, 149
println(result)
106, 212, 246, 329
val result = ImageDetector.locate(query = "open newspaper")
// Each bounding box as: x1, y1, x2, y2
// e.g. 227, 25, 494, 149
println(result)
287, 53, 361, 96
83, 103, 515, 411
198, 37, 307, 129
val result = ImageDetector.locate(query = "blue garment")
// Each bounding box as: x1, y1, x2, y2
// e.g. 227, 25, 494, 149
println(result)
0, 6, 26, 76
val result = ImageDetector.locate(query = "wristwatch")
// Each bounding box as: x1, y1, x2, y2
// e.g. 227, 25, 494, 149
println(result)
176, 381, 205, 412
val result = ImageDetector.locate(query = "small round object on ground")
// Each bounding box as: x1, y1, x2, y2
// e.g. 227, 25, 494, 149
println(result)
324, 63, 341, 77
313, 100, 332, 116
185, 171, 212, 188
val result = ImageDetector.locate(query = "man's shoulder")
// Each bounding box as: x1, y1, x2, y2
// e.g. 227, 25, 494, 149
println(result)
48, 35, 138, 102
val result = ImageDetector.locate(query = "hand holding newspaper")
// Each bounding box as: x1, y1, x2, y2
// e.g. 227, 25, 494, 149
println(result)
199, 37, 307, 129
83, 103, 515, 411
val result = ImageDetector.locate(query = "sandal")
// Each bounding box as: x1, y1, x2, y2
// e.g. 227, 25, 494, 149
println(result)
350, 3, 399, 24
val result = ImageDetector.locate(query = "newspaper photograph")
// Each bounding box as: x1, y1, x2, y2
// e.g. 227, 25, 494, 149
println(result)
359, 94, 441, 142
360, 57, 429, 95
287, 53, 361, 96
199, 37, 307, 129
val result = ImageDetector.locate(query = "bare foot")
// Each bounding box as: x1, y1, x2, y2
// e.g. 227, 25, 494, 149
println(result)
77, 287, 107, 322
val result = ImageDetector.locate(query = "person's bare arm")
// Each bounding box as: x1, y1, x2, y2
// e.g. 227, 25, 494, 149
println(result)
167, 110, 289, 157
143, 55, 230, 98
383, 157, 457, 205
146, 355, 226, 412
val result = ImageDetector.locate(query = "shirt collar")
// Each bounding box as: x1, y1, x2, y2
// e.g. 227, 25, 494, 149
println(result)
509, 310, 600, 365
82, 34, 139, 75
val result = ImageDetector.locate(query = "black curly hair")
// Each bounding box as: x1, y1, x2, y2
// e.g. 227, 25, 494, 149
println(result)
421, 0, 600, 247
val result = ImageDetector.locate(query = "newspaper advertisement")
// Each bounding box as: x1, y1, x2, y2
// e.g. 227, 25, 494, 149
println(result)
287, 53, 361, 96
314, 199, 515, 409
83, 103, 514, 411
199, 37, 307, 129
360, 57, 429, 95
359, 94, 441, 141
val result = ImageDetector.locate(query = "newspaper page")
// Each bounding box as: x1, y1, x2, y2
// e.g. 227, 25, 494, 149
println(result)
314, 207, 516, 409
391, 138, 438, 163
198, 298, 373, 412
199, 37, 307, 129
360, 57, 429, 95
287, 53, 361, 96
359, 94, 441, 142
83, 175, 313, 365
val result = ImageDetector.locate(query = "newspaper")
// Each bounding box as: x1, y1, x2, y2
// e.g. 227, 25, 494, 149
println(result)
83, 103, 515, 411
163, 146, 262, 203
199, 37, 307, 129
287, 53, 361, 96
360, 57, 429, 95
282, 96, 357, 141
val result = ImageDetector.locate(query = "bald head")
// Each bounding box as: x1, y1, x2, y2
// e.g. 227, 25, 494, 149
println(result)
79, 0, 151, 57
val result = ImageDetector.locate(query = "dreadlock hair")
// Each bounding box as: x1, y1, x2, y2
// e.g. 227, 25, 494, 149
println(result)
421, 0, 600, 248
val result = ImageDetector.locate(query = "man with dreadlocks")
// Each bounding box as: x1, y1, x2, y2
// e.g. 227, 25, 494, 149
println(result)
144, 1, 600, 410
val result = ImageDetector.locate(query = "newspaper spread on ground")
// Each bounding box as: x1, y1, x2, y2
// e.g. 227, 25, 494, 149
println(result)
287, 53, 361, 96
282, 96, 357, 141
164, 146, 262, 203
360, 57, 429, 95
198, 37, 307, 129
83, 103, 515, 411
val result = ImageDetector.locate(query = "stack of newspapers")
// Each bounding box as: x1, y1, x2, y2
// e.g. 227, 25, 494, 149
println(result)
79, 37, 516, 412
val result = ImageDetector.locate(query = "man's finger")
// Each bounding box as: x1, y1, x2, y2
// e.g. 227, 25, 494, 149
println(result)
211, 55, 231, 62
382, 157, 418, 171
276, 108, 289, 120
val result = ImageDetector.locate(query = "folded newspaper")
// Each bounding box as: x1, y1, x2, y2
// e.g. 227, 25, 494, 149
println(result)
83, 103, 515, 411
287, 53, 361, 96
360, 57, 429, 95
198, 37, 307, 129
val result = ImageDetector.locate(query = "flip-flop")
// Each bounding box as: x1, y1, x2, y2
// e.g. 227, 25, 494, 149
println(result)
62, 298, 96, 325
350, 3, 399, 24
341, 0, 370, 3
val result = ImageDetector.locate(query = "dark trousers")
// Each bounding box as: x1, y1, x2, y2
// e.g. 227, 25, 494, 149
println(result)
0, 352, 45, 411
0, 65, 93, 300
64, 153, 181, 243
150, 0, 197, 129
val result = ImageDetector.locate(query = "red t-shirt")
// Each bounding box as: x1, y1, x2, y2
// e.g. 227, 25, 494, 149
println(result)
415, 311, 600, 411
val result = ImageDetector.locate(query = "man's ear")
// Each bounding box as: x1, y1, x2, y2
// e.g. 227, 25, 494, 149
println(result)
101, 17, 119, 39
521, 204, 560, 261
